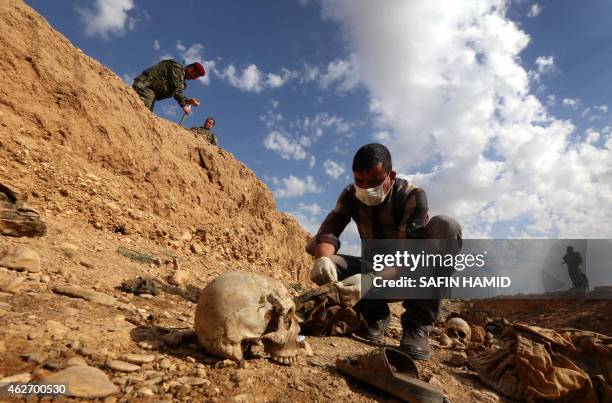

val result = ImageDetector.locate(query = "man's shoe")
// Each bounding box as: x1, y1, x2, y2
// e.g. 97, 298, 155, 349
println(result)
355, 315, 391, 344
400, 325, 432, 361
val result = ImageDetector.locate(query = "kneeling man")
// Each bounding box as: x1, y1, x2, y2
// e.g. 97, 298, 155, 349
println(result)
306, 143, 462, 360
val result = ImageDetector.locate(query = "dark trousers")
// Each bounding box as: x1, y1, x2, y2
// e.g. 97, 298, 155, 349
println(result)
327, 215, 462, 327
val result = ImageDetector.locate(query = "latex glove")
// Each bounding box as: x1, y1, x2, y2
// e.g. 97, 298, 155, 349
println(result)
182, 104, 192, 115
334, 274, 362, 307
334, 273, 376, 307
310, 256, 338, 285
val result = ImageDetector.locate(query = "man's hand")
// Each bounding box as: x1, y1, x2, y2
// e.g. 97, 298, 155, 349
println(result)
182, 104, 192, 115
334, 274, 362, 307
186, 98, 201, 106
310, 256, 338, 285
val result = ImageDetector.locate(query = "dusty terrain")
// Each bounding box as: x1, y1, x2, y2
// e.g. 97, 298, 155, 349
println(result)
0, 1, 609, 402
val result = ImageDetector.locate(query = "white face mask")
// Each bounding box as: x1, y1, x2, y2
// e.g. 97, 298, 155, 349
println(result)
355, 176, 392, 206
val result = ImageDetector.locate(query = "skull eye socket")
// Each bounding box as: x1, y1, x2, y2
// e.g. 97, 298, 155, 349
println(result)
458, 331, 466, 339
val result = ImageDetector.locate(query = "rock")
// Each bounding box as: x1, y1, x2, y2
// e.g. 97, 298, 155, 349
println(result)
40, 274, 51, 283
121, 354, 155, 364
60, 242, 79, 258
106, 359, 140, 372
138, 387, 155, 397
0, 301, 10, 310
78, 260, 95, 269
216, 359, 237, 368
52, 285, 117, 306
448, 351, 467, 366
0, 246, 41, 272
20, 351, 46, 364
46, 320, 70, 339
180, 231, 192, 242
168, 270, 187, 287
40, 365, 117, 398
66, 357, 88, 367
177, 376, 208, 386
159, 358, 172, 369
190, 244, 203, 254
1, 372, 32, 383
0, 276, 24, 293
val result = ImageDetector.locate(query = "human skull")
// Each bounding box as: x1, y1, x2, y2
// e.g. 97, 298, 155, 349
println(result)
194, 271, 309, 365
445, 317, 471, 345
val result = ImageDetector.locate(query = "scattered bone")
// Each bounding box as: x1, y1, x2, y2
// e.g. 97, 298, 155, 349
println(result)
52, 285, 117, 306
446, 317, 471, 346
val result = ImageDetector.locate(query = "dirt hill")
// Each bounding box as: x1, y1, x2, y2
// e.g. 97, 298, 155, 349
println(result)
0, 1, 312, 287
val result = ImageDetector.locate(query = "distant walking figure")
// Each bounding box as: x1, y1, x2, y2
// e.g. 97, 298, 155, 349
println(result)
561, 246, 589, 290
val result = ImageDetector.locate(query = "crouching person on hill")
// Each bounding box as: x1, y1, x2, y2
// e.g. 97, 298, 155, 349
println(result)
132, 59, 205, 114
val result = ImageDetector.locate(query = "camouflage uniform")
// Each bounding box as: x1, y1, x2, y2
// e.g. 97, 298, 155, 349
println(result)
189, 127, 218, 146
132, 59, 187, 111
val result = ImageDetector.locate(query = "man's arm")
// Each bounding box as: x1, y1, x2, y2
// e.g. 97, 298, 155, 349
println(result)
169, 64, 187, 107
402, 189, 429, 238
312, 187, 353, 257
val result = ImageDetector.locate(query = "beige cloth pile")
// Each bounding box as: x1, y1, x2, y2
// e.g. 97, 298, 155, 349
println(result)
470, 323, 611, 402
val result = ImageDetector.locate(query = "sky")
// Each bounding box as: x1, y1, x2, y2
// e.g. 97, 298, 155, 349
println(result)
26, 0, 612, 254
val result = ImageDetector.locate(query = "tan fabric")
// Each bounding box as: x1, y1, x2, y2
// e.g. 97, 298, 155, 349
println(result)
294, 283, 362, 337
470, 323, 612, 402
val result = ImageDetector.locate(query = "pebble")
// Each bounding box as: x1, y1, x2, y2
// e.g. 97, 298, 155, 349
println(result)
0, 246, 41, 272
177, 376, 208, 386
159, 358, 172, 369
190, 244, 203, 254
0, 372, 32, 383
60, 242, 79, 258
40, 274, 51, 283
46, 320, 70, 339
20, 351, 46, 364
40, 365, 117, 398
0, 277, 24, 293
106, 359, 141, 372
121, 354, 155, 364
138, 387, 155, 397
66, 356, 88, 367
216, 359, 237, 368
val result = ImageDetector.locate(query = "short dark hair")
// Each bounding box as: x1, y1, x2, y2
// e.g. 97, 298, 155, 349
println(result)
205, 117, 215, 125
352, 143, 392, 173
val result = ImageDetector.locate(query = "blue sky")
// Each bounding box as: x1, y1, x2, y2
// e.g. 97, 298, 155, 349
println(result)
26, 0, 612, 251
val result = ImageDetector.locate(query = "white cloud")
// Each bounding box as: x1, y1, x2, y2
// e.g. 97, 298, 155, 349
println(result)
308, 156, 317, 169
153, 39, 160, 50
263, 131, 307, 160
596, 104, 608, 114
77, 0, 135, 38
320, 0, 612, 238
527, 3, 541, 18
298, 202, 322, 216
272, 175, 322, 198
562, 98, 579, 108
318, 55, 360, 91
535, 56, 556, 75
323, 160, 346, 179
